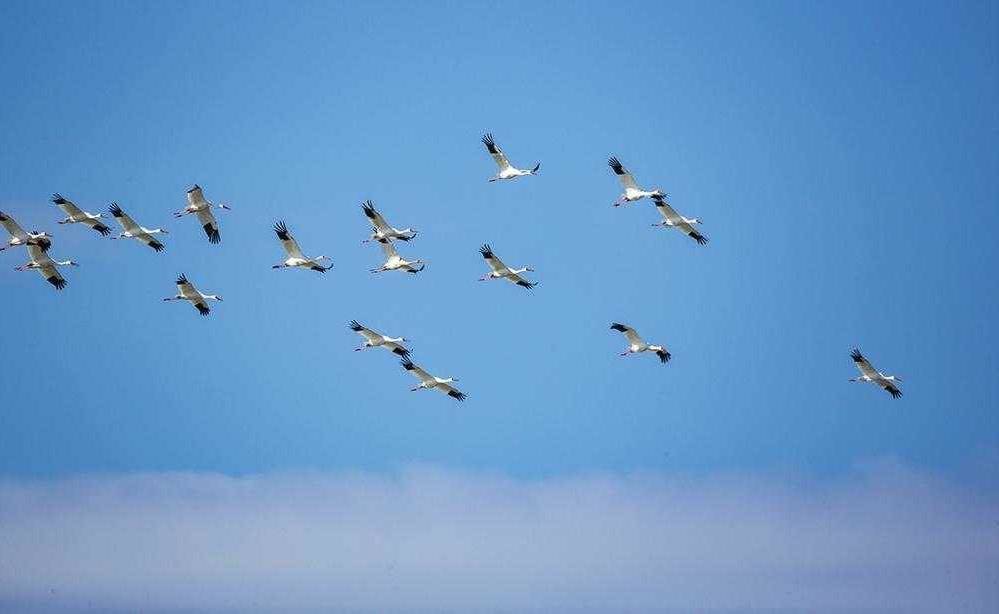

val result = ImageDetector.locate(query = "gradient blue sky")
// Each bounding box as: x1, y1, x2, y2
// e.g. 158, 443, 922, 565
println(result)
2, 2, 998, 612
1, 1, 996, 481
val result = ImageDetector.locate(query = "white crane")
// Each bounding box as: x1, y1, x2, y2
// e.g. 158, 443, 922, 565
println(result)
175, 185, 231, 244
14, 243, 77, 290
850, 348, 902, 399
0, 211, 52, 252
349, 320, 411, 357
652, 198, 708, 245
400, 358, 466, 401
608, 157, 664, 206
163, 273, 223, 316
478, 244, 537, 289
272, 221, 333, 273
371, 238, 425, 274
361, 200, 417, 243
108, 203, 168, 252
51, 194, 111, 236
610, 322, 671, 363
482, 133, 540, 181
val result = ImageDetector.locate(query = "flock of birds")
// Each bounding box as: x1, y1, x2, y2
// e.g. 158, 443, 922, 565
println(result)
2, 134, 904, 401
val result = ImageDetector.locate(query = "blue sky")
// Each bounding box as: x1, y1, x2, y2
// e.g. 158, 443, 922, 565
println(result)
0, 2, 997, 611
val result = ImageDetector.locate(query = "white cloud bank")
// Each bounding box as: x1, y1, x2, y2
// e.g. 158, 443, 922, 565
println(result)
1, 461, 997, 614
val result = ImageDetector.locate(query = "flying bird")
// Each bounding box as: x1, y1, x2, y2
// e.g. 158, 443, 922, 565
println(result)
14, 243, 77, 290
400, 358, 466, 401
349, 320, 411, 357
371, 238, 425, 274
0, 211, 51, 252
608, 157, 665, 206
51, 194, 111, 236
610, 322, 671, 363
163, 273, 223, 316
108, 203, 168, 252
482, 133, 540, 181
850, 348, 902, 398
652, 198, 708, 245
361, 201, 417, 243
478, 244, 537, 289
175, 185, 231, 244
272, 221, 333, 272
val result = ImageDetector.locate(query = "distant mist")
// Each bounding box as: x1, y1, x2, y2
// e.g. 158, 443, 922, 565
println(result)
1, 461, 997, 613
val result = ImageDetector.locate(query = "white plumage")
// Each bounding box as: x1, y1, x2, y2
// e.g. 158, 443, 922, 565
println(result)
850, 348, 903, 398
349, 320, 411, 357
400, 357, 466, 401
652, 198, 708, 245
371, 238, 425, 274
163, 273, 223, 316
15, 243, 77, 290
51, 194, 111, 236
608, 157, 664, 206
361, 200, 417, 243
478, 244, 537, 289
108, 203, 168, 252
0, 210, 52, 252
610, 322, 671, 364
175, 185, 231, 244
272, 221, 333, 272
482, 133, 540, 181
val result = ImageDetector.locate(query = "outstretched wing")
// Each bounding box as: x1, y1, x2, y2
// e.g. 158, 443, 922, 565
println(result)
656, 349, 672, 363
195, 208, 221, 244
850, 348, 879, 379
84, 218, 111, 236
40, 265, 66, 290
883, 382, 903, 399
186, 185, 207, 208
175, 273, 200, 299
274, 221, 304, 259
108, 203, 141, 233
51, 193, 85, 217
0, 211, 28, 240
479, 244, 510, 275
349, 319, 384, 344
400, 358, 435, 385
608, 157, 638, 191
379, 238, 399, 259
482, 133, 512, 171
440, 383, 466, 402
610, 322, 643, 346
383, 342, 411, 357
506, 272, 536, 289
361, 201, 392, 233
654, 199, 708, 245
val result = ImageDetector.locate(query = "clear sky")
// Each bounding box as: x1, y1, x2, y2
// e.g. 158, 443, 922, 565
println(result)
0, 2, 997, 612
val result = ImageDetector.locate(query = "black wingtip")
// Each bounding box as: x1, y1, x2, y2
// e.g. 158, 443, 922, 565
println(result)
176, 273, 188, 285
608, 157, 625, 174
658, 350, 672, 364
888, 386, 903, 399
94, 223, 111, 236
401, 358, 415, 370
274, 221, 290, 240
109, 202, 123, 217
448, 390, 466, 402
186, 184, 201, 194
361, 201, 376, 217
196, 304, 210, 316
531, 162, 541, 173
851, 348, 863, 362
481, 133, 499, 153
610, 322, 628, 332
149, 240, 165, 252
392, 346, 410, 357
517, 280, 536, 289
47, 276, 66, 290
51, 193, 69, 204
479, 244, 493, 258
348, 320, 363, 331
204, 224, 221, 244
691, 231, 709, 245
